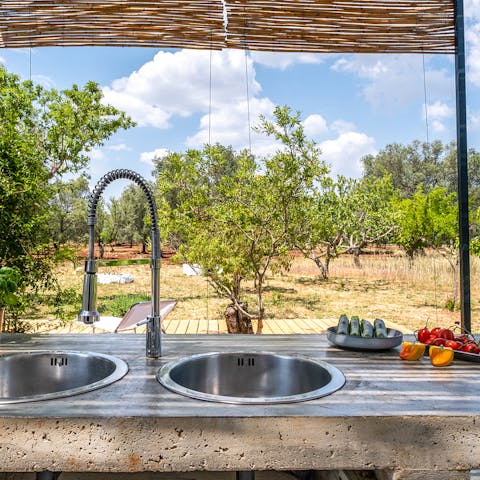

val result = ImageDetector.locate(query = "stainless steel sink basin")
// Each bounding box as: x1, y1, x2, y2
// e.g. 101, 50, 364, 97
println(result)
157, 352, 345, 404
0, 351, 128, 404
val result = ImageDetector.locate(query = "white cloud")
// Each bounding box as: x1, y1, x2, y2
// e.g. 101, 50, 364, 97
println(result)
422, 101, 454, 134
32, 74, 55, 89
303, 114, 328, 137
333, 57, 388, 79
332, 55, 453, 111
251, 52, 324, 70
140, 148, 170, 166
320, 131, 377, 178
331, 120, 357, 135
0, 56, 5, 65
102, 87, 171, 128
102, 49, 261, 129
467, 21, 480, 86
469, 111, 480, 130
431, 120, 447, 133
107, 143, 132, 152
465, 0, 480, 20
186, 97, 276, 154
88, 149, 106, 162
425, 100, 454, 119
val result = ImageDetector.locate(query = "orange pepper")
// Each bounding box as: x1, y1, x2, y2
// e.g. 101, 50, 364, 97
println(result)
399, 341, 426, 361
429, 346, 454, 367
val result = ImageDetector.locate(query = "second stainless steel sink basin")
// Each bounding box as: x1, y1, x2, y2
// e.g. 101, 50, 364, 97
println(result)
157, 352, 345, 404
0, 350, 128, 404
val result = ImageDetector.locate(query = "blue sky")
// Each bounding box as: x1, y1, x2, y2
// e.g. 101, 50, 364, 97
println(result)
1, 1, 480, 198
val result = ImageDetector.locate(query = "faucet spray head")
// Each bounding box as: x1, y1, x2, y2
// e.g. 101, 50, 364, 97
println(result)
78, 259, 99, 324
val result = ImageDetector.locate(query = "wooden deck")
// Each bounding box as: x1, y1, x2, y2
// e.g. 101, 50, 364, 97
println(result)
162, 317, 337, 335
41, 317, 408, 335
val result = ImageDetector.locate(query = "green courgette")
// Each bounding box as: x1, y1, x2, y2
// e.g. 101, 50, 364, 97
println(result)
374, 318, 388, 338
336, 314, 349, 335
361, 319, 374, 338
349, 315, 361, 336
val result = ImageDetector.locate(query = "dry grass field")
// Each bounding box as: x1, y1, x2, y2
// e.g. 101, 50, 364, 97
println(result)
28, 245, 480, 335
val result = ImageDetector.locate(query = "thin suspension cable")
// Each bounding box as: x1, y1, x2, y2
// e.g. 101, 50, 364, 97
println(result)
422, 52, 430, 145
208, 47, 213, 147
244, 48, 252, 155
432, 254, 439, 326
206, 30, 213, 323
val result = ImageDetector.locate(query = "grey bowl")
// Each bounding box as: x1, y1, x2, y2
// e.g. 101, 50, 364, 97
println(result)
327, 326, 403, 351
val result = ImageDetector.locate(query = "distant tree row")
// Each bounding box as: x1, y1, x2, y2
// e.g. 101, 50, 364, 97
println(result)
152, 107, 480, 332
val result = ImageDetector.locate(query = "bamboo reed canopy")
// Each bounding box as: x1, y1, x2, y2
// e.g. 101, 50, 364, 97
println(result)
0, 0, 455, 54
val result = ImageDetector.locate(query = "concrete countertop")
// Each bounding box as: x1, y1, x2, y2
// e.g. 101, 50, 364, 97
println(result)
0, 333, 479, 478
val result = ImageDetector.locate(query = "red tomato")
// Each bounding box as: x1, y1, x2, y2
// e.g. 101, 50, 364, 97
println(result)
438, 328, 455, 340
417, 327, 431, 343
430, 327, 443, 338
455, 334, 472, 344
431, 337, 447, 346
459, 342, 480, 354
444, 340, 462, 350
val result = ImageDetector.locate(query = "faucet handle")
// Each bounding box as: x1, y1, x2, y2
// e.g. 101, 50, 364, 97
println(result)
136, 318, 150, 327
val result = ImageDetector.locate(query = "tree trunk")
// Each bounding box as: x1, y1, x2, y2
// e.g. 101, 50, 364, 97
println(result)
353, 248, 362, 269
256, 273, 265, 334
313, 256, 328, 280
451, 256, 459, 309
407, 250, 415, 268
0, 307, 4, 333
324, 254, 331, 279
99, 241, 105, 259
224, 304, 253, 334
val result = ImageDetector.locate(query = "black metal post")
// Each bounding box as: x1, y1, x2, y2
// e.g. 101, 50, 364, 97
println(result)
455, 0, 471, 332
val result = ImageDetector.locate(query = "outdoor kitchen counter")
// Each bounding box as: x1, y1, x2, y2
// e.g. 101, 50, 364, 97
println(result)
0, 333, 479, 479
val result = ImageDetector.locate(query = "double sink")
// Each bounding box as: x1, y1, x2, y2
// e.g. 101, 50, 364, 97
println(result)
0, 350, 345, 405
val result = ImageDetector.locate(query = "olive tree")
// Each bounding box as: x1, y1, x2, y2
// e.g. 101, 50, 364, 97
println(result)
156, 106, 326, 333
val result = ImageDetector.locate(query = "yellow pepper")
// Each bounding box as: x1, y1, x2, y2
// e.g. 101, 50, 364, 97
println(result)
399, 341, 426, 361
429, 346, 454, 367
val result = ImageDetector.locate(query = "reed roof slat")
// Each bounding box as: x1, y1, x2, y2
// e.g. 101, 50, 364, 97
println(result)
0, 0, 455, 53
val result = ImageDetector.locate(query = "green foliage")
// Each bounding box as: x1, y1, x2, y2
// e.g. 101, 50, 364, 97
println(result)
362, 140, 480, 210
394, 186, 458, 260
342, 175, 398, 266
471, 236, 480, 257
296, 174, 397, 276
48, 176, 90, 245
0, 266, 20, 307
444, 298, 457, 312
33, 80, 135, 179
155, 144, 251, 309
0, 66, 133, 311
98, 294, 151, 317
296, 176, 350, 278
362, 140, 446, 197
156, 106, 327, 322
112, 184, 151, 251
45, 287, 83, 324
